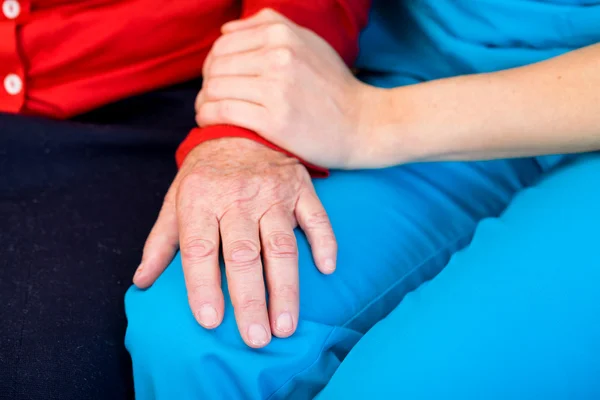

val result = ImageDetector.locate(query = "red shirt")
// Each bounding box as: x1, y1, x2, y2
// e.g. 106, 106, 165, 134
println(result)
0, 0, 370, 175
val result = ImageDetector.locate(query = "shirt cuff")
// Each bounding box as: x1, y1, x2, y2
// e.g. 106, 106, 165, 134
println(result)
175, 126, 329, 178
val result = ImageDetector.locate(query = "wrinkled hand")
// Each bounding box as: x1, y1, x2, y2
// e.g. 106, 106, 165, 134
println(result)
134, 138, 336, 348
195, 9, 381, 169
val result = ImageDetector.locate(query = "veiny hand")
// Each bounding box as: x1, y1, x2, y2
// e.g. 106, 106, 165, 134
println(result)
195, 9, 383, 169
133, 138, 336, 348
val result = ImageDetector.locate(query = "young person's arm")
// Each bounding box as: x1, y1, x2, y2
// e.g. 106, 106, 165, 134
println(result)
194, 27, 600, 170
363, 42, 600, 168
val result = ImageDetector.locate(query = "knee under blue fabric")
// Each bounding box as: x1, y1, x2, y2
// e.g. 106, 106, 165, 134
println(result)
125, 158, 542, 399
318, 154, 600, 400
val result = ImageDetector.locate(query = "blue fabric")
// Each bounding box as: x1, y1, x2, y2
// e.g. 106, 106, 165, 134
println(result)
355, 0, 600, 171
125, 159, 542, 399
317, 154, 600, 400
125, 1, 600, 398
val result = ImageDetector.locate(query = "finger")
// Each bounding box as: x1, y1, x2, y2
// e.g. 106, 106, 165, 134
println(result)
194, 88, 205, 114
220, 211, 271, 348
134, 188, 180, 288
196, 99, 267, 133
222, 8, 288, 33
202, 76, 264, 105
204, 43, 298, 81
210, 26, 266, 57
203, 50, 265, 78
177, 178, 224, 329
214, 20, 300, 57
259, 207, 299, 338
295, 189, 337, 274
202, 49, 215, 80
202, 53, 260, 113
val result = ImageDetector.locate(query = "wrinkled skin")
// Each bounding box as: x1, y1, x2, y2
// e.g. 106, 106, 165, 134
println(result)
134, 137, 336, 348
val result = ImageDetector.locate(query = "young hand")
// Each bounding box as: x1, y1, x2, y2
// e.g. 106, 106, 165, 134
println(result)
196, 9, 383, 169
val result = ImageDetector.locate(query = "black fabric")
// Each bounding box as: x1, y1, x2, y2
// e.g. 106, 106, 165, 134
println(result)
0, 79, 202, 400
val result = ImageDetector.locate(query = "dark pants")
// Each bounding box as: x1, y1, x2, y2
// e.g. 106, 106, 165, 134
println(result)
0, 79, 202, 400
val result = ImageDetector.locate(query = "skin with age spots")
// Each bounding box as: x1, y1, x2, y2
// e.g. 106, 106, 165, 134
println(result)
134, 137, 337, 348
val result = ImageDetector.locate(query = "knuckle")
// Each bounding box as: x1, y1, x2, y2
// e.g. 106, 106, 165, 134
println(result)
181, 238, 218, 261
207, 57, 225, 76
195, 109, 206, 126
259, 8, 278, 18
235, 296, 267, 313
206, 58, 217, 76
180, 172, 206, 192
197, 103, 214, 125
304, 211, 331, 230
271, 284, 298, 301
268, 47, 294, 69
225, 240, 261, 265
266, 23, 295, 45
204, 78, 221, 100
212, 35, 227, 54
194, 90, 203, 111
265, 232, 297, 258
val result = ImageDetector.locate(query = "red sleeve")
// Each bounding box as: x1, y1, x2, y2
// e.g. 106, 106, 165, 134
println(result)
175, 125, 330, 177
240, 0, 371, 66
175, 0, 372, 177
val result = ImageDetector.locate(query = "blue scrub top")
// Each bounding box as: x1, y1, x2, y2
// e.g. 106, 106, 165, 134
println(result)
355, 0, 600, 170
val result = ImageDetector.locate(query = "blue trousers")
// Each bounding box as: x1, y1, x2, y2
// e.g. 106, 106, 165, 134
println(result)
125, 155, 566, 399
318, 154, 600, 399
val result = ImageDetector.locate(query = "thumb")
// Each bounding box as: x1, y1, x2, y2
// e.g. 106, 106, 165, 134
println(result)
133, 188, 180, 288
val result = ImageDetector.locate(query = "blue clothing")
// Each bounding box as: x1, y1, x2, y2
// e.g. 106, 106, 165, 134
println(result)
318, 153, 600, 400
126, 160, 541, 399
355, 0, 600, 170
125, 1, 600, 399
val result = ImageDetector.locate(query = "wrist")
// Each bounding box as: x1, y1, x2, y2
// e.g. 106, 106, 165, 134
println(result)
193, 136, 269, 154
188, 136, 295, 165
179, 127, 328, 178
356, 81, 459, 168
350, 84, 416, 168
182, 137, 303, 178
348, 84, 383, 168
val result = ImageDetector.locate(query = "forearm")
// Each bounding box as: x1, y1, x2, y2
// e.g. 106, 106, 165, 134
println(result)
364, 43, 600, 167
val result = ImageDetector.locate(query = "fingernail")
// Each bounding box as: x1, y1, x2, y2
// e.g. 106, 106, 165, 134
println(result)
276, 312, 293, 333
323, 259, 335, 273
247, 324, 268, 346
197, 304, 218, 328
134, 263, 143, 276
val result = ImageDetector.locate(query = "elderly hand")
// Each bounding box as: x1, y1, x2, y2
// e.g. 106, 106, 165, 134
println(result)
195, 9, 384, 169
133, 138, 336, 348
